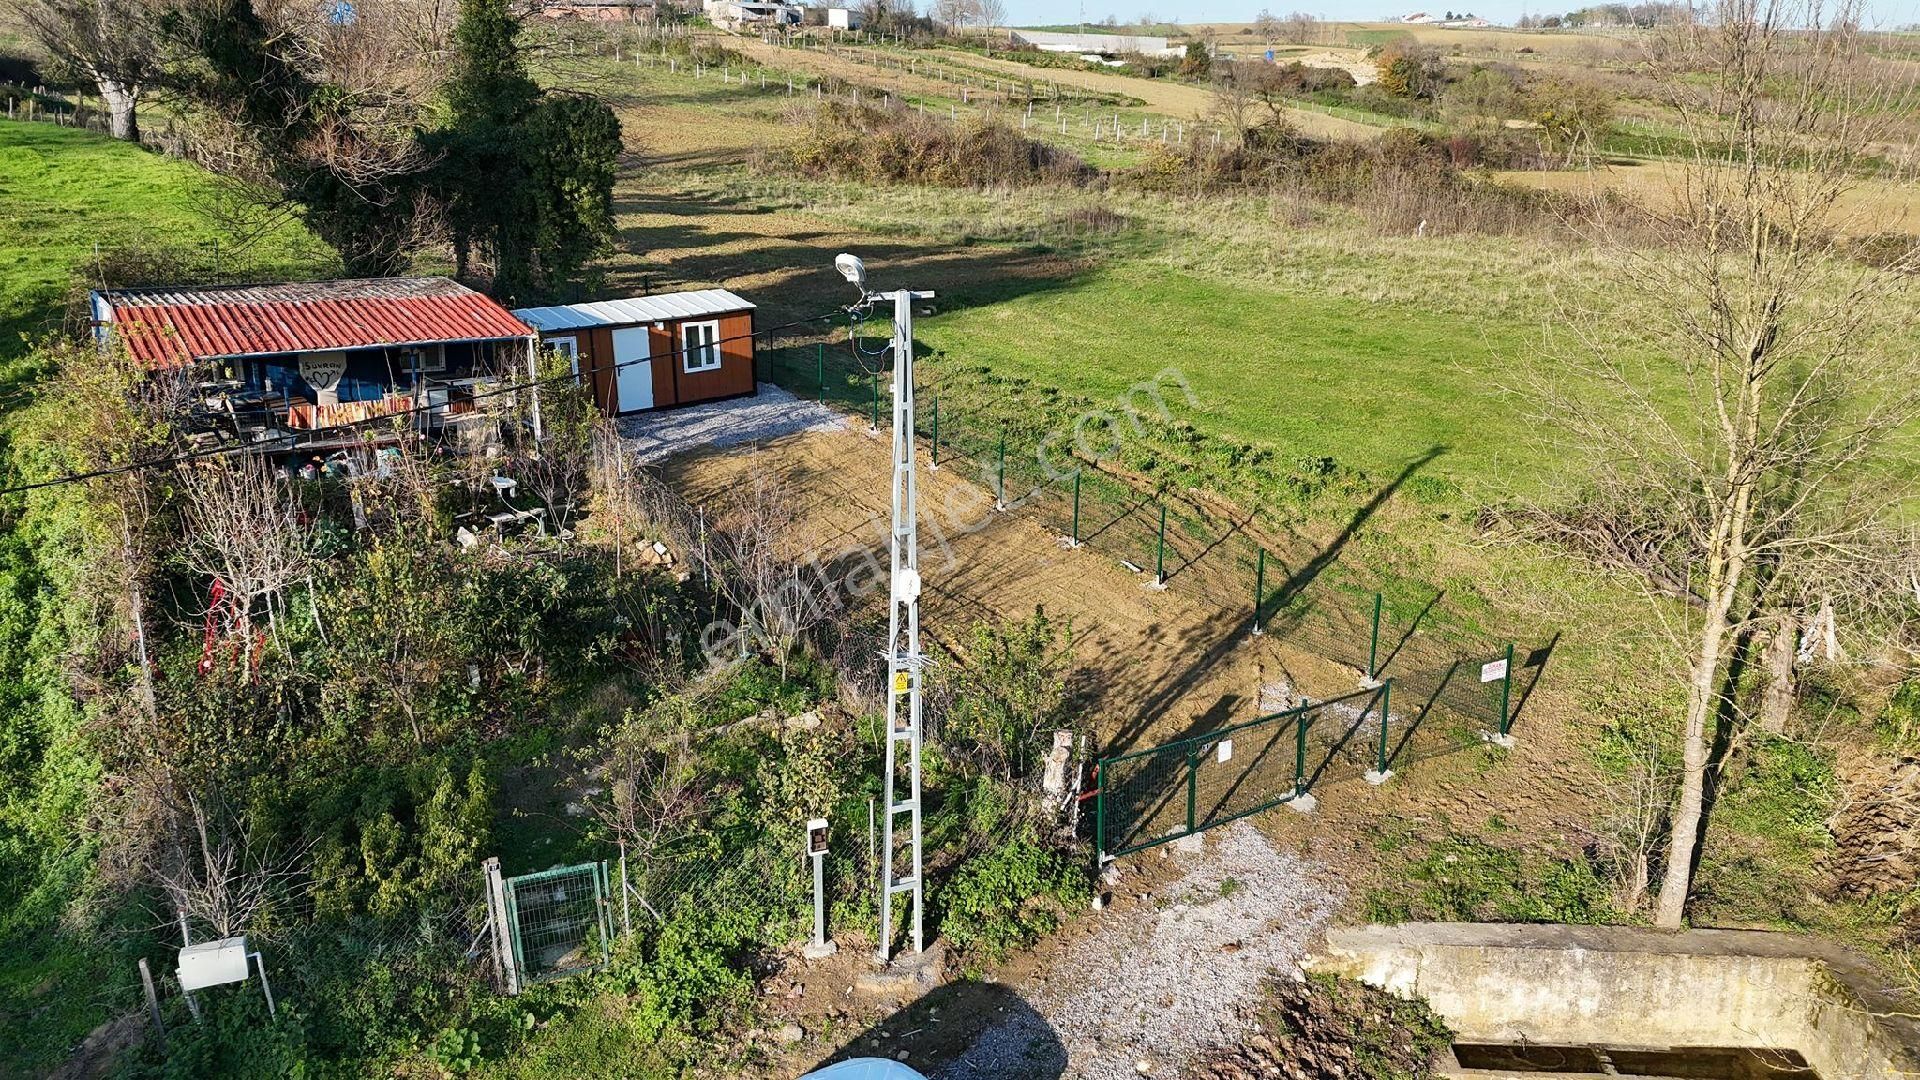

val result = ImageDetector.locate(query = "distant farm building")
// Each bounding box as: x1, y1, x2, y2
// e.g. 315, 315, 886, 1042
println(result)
514, 289, 758, 416
702, 0, 801, 29
534, 0, 659, 22
1006, 29, 1183, 59
90, 277, 537, 451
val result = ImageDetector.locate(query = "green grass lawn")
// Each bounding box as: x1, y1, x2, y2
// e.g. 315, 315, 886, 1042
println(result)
915, 261, 1562, 501
0, 119, 326, 375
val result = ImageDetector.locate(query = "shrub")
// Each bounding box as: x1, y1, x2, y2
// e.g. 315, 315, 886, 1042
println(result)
936, 824, 1088, 959
937, 609, 1076, 778
787, 101, 1092, 188
1376, 43, 1446, 99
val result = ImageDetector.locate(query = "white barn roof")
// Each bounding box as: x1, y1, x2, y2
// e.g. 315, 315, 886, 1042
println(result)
1008, 29, 1181, 56
514, 289, 755, 332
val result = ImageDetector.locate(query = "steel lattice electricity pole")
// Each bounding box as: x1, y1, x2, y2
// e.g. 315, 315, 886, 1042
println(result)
837, 255, 935, 964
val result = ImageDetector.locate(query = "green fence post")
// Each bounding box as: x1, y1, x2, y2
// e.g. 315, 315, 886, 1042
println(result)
816, 343, 825, 403
1367, 591, 1383, 682
1370, 681, 1393, 782
1499, 642, 1515, 738
1069, 469, 1082, 547
1185, 743, 1198, 835
930, 396, 939, 469
1094, 758, 1106, 859
995, 429, 1006, 510
1293, 708, 1310, 799
1252, 547, 1266, 636
1153, 502, 1167, 587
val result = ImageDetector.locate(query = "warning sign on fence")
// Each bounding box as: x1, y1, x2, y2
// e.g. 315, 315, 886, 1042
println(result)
1480, 658, 1509, 683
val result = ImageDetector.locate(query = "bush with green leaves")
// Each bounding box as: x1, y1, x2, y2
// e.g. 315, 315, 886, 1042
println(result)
938, 609, 1076, 778
936, 823, 1089, 961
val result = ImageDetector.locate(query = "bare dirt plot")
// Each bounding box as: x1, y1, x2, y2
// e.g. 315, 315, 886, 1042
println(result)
664, 426, 1353, 752
931, 49, 1384, 141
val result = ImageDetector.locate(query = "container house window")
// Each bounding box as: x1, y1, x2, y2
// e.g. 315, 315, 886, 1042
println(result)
546, 336, 579, 376
682, 321, 721, 373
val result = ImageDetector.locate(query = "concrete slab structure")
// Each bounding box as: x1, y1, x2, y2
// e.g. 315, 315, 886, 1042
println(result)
1313, 922, 1920, 1080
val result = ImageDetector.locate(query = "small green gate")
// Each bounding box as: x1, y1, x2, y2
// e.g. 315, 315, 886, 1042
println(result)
503, 861, 613, 986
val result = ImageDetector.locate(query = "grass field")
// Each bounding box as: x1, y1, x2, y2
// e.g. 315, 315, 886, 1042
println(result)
0, 119, 327, 377
910, 261, 1545, 497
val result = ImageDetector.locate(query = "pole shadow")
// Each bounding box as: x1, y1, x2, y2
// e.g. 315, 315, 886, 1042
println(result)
1376, 589, 1446, 677
1504, 632, 1561, 734
1273, 445, 1446, 608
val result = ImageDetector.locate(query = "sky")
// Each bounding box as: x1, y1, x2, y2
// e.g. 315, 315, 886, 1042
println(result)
1002, 0, 1920, 29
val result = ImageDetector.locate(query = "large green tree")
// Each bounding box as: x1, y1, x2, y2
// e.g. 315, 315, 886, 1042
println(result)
438, 0, 622, 301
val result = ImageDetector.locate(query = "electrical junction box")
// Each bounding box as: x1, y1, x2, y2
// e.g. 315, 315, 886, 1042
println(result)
178, 936, 250, 991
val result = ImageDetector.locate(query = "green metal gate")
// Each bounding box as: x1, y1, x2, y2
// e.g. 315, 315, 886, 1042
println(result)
504, 861, 613, 985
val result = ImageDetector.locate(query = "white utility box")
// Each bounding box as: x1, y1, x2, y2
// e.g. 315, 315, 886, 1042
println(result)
177, 936, 250, 991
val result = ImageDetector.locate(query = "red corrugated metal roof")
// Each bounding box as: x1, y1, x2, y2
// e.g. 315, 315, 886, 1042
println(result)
98, 277, 533, 368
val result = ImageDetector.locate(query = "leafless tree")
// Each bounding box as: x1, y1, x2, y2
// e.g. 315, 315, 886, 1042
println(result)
705, 475, 838, 677
151, 790, 308, 940
592, 695, 706, 887
634, 471, 837, 678
590, 419, 645, 577
1280, 11, 1319, 44
176, 454, 313, 663
930, 0, 979, 36
1532, 0, 1920, 928
975, 0, 1006, 42
20, 0, 158, 140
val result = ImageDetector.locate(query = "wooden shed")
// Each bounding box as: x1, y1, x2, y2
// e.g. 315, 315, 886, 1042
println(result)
514, 290, 757, 416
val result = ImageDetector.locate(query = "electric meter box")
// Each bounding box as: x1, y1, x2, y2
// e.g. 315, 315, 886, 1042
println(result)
178, 936, 250, 991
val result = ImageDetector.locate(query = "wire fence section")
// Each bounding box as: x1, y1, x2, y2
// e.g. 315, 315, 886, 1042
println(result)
759, 342, 1553, 856
502, 861, 614, 985
1097, 649, 1531, 859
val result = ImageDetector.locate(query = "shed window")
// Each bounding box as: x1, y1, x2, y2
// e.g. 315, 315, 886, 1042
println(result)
681, 321, 721, 373
400, 344, 447, 374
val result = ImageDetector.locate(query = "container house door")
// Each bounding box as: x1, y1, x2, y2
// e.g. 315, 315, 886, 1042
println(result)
612, 327, 652, 412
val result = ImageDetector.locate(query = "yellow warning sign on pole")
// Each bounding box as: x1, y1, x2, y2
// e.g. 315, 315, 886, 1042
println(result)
892, 671, 911, 696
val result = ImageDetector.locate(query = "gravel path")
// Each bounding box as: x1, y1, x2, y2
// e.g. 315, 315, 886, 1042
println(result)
618, 383, 844, 465
940, 822, 1341, 1080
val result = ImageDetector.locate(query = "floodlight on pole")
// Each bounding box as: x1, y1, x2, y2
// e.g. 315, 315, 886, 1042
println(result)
835, 253, 868, 296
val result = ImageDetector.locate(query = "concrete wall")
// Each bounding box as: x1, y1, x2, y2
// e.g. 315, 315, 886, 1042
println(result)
1313, 923, 1920, 1080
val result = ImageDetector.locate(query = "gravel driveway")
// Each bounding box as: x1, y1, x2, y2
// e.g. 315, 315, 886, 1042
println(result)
618, 383, 845, 465
940, 822, 1341, 1079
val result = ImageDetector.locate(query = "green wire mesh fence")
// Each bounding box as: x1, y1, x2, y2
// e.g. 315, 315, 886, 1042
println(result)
502, 861, 614, 985
758, 339, 1552, 851
1097, 686, 1387, 857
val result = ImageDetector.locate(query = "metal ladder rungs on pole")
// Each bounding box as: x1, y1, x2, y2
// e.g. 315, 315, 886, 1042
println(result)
889, 801, 918, 815
887, 877, 920, 892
